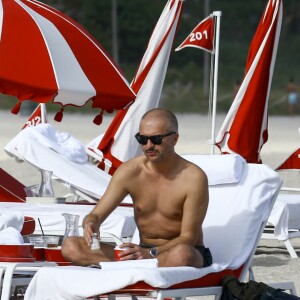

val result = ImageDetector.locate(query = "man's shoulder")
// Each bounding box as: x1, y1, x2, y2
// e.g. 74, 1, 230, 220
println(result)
180, 157, 208, 181
125, 155, 145, 166
118, 155, 144, 173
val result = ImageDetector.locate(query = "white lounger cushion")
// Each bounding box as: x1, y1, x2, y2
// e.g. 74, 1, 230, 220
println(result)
0, 203, 135, 239
0, 211, 24, 232
182, 154, 246, 185
24, 163, 281, 300
4, 124, 132, 204
5, 124, 88, 164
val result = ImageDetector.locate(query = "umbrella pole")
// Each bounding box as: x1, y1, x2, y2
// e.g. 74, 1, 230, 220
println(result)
41, 103, 47, 123
210, 11, 221, 154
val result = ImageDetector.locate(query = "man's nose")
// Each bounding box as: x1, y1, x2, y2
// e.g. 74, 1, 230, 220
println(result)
145, 139, 155, 147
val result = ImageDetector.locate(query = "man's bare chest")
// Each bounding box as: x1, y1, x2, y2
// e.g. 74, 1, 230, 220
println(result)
130, 176, 186, 218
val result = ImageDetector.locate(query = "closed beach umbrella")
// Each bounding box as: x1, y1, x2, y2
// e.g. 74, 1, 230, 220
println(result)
87, 0, 184, 174
215, 0, 282, 163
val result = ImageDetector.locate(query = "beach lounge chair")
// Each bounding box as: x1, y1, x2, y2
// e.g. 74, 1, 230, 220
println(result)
0, 202, 136, 244
23, 159, 293, 300
3, 124, 136, 244
4, 123, 132, 205
0, 205, 133, 299
263, 193, 300, 258
261, 143, 300, 258
3, 123, 135, 242
0, 214, 57, 300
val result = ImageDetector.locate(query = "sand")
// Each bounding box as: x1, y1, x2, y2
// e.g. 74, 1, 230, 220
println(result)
0, 110, 300, 296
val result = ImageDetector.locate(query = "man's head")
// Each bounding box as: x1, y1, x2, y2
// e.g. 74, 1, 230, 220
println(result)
136, 108, 179, 162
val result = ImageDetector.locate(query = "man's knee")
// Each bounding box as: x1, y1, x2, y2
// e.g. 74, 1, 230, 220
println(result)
169, 244, 194, 264
61, 236, 82, 261
162, 244, 203, 267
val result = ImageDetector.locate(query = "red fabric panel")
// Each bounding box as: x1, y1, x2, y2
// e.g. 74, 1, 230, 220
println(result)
107, 266, 244, 294
21, 216, 36, 236
276, 148, 300, 170
176, 15, 214, 52
0, 168, 26, 202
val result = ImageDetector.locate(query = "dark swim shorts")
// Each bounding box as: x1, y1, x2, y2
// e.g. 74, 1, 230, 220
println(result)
140, 243, 213, 267
195, 245, 213, 267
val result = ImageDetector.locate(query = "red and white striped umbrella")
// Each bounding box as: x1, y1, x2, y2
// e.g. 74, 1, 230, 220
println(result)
215, 0, 282, 163
0, 0, 136, 122
87, 0, 184, 174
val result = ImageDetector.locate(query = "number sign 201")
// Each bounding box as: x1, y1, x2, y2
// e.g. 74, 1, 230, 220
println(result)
189, 30, 208, 42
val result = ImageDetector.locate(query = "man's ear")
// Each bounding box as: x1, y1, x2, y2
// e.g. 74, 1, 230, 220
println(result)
173, 133, 179, 145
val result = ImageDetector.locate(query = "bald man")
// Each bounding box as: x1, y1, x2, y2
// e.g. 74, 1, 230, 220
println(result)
62, 108, 212, 268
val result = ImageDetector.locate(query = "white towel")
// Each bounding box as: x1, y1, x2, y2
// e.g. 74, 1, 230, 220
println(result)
0, 227, 24, 244
5, 123, 88, 164
23, 164, 281, 300
100, 259, 158, 270
0, 211, 24, 231
182, 154, 245, 186
24, 264, 223, 300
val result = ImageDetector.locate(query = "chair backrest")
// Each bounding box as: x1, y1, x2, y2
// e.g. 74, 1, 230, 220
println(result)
203, 163, 281, 274
132, 158, 281, 276
4, 124, 113, 201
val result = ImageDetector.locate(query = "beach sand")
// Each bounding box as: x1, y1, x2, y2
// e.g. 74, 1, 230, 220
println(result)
0, 111, 300, 296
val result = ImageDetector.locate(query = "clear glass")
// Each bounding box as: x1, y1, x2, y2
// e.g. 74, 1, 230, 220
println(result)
38, 169, 54, 197
24, 184, 40, 197
29, 235, 45, 247
44, 235, 60, 248
62, 213, 80, 241
90, 233, 100, 250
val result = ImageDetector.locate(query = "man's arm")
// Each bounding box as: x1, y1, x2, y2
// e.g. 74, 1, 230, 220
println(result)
82, 161, 132, 246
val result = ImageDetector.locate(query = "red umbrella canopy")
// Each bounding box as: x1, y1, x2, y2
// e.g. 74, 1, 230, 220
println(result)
0, 0, 136, 121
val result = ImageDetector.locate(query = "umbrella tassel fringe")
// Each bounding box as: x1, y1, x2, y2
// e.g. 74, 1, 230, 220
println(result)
54, 108, 64, 122
11, 101, 22, 115
93, 111, 104, 125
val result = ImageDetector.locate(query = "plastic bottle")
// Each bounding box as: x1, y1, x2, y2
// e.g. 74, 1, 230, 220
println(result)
90, 233, 100, 250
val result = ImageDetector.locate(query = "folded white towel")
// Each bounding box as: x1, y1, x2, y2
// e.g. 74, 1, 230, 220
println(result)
5, 123, 88, 164
0, 212, 24, 231
182, 154, 245, 186
100, 259, 158, 270
0, 227, 24, 244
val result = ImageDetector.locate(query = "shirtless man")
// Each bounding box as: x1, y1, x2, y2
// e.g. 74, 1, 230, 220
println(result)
61, 108, 211, 268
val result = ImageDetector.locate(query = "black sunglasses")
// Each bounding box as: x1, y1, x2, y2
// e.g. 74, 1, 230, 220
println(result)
135, 131, 176, 145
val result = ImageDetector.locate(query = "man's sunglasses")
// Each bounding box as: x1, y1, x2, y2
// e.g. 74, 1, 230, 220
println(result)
135, 131, 176, 145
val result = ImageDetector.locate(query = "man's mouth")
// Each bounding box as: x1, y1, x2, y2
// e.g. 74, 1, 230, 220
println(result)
146, 150, 156, 156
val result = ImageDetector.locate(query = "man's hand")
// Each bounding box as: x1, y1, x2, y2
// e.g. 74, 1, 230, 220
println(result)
82, 213, 101, 247
83, 221, 99, 247
116, 243, 152, 260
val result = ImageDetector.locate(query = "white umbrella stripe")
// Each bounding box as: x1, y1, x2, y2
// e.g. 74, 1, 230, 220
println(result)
26, 0, 130, 86
16, 0, 95, 106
